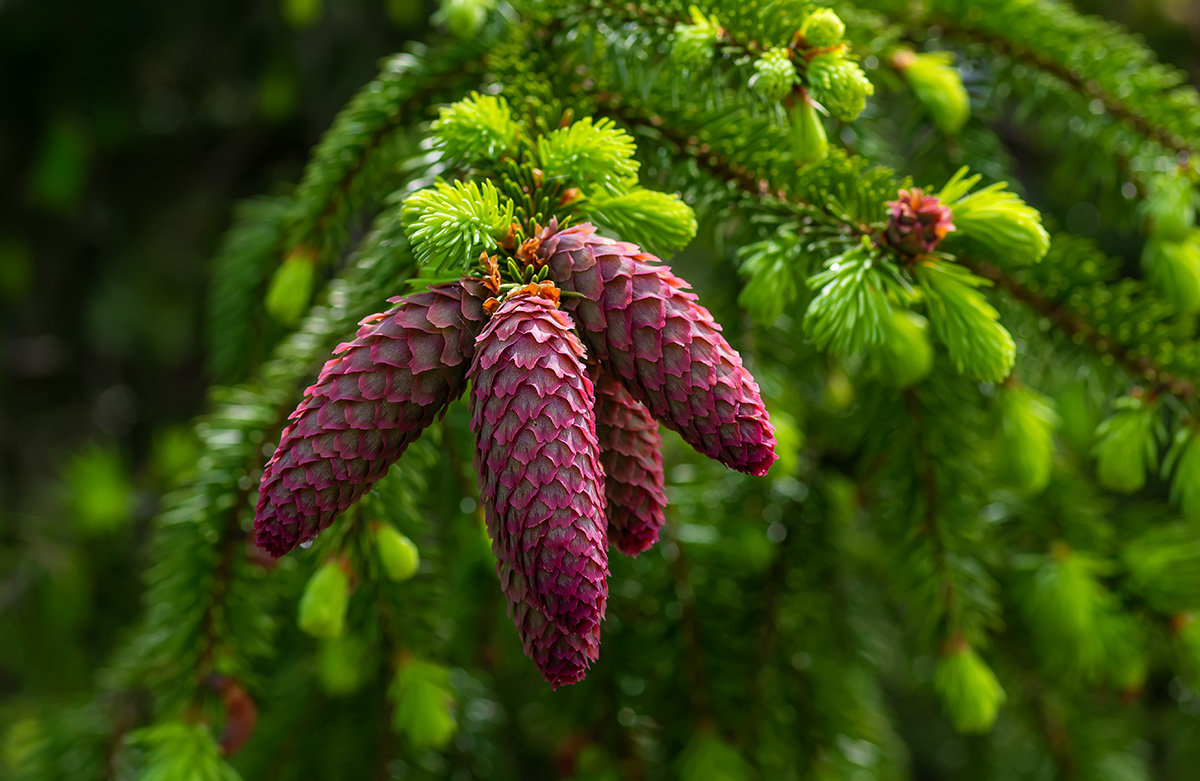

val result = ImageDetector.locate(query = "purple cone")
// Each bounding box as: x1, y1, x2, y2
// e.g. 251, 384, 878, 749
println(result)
254, 279, 489, 558
592, 368, 667, 555
540, 223, 777, 476
468, 287, 608, 688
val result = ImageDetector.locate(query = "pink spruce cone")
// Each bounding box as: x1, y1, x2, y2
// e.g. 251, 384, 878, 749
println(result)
254, 279, 489, 558
468, 286, 608, 688
540, 223, 777, 476
592, 368, 667, 556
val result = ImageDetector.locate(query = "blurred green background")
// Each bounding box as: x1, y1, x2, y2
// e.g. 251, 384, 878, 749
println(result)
0, 0, 1197, 757
0, 0, 435, 710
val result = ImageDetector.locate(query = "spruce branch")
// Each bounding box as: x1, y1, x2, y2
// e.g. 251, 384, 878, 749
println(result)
578, 188, 698, 255
595, 96, 863, 231
662, 529, 713, 723
852, 380, 1004, 730
936, 167, 1050, 267
963, 257, 1198, 400
888, 49, 970, 135
597, 95, 1200, 402
905, 389, 962, 638
998, 383, 1059, 496
981, 637, 1079, 778
866, 1, 1199, 227
207, 62, 467, 385
127, 721, 241, 781
914, 258, 1016, 383
1092, 391, 1165, 494
197, 484, 254, 686
921, 13, 1197, 159
46, 3, 1200, 773
745, 511, 792, 747
1165, 427, 1200, 520
102, 199, 428, 721
287, 39, 492, 261
804, 243, 908, 357
432, 91, 520, 163
537, 116, 640, 193
736, 226, 810, 324
207, 196, 291, 383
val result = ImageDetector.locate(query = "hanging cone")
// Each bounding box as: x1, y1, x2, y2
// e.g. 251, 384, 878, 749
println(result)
468, 285, 609, 688
255, 279, 490, 557
592, 367, 667, 555
540, 222, 777, 476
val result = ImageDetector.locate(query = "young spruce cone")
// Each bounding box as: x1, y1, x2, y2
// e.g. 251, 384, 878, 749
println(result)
468, 286, 609, 689
254, 279, 489, 558
885, 188, 955, 256
540, 222, 778, 476
592, 368, 667, 555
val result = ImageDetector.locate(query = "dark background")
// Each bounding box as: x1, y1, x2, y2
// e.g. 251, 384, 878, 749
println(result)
0, 0, 436, 699
0, 0, 1197, 717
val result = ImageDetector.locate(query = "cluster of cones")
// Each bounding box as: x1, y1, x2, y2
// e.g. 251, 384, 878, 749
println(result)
254, 222, 777, 687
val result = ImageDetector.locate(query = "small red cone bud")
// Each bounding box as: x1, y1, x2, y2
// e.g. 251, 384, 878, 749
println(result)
203, 675, 258, 757
885, 188, 956, 256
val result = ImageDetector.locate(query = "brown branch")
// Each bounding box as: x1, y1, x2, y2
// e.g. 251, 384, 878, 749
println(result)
196, 485, 252, 685
905, 389, 960, 636
930, 19, 1195, 159
963, 257, 1197, 399
664, 533, 711, 720
593, 95, 869, 238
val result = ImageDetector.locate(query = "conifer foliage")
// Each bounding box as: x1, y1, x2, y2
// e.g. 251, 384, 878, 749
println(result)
16, 1, 1200, 779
